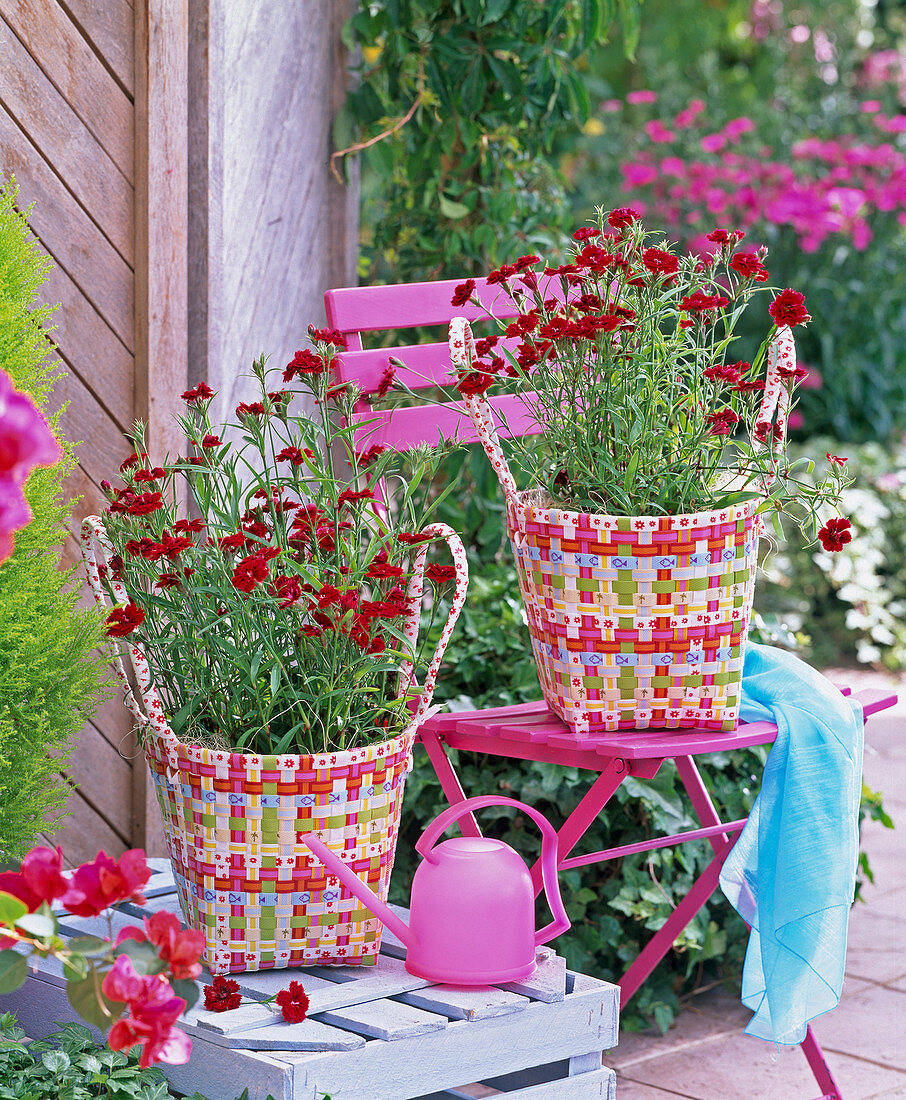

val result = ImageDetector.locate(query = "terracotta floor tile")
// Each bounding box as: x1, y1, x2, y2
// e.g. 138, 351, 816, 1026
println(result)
812, 983, 906, 1070
614, 1031, 906, 1100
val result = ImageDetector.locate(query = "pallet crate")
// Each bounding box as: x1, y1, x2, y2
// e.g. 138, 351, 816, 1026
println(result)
1, 863, 619, 1100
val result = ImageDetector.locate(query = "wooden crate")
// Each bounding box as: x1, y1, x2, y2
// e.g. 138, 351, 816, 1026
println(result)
2, 864, 619, 1100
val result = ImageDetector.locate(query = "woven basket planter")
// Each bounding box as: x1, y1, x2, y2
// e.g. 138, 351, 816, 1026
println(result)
448, 317, 780, 737
145, 729, 414, 974
82, 517, 468, 973
505, 493, 758, 734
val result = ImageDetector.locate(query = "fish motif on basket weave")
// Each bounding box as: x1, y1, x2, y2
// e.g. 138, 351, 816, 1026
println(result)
145, 731, 413, 975
507, 493, 759, 733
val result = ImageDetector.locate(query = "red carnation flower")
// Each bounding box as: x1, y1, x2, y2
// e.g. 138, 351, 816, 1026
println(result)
204, 975, 242, 1013
451, 279, 476, 307
105, 602, 146, 637
173, 518, 205, 534
154, 573, 183, 590
181, 383, 214, 403
818, 517, 853, 552
275, 980, 309, 1024
486, 264, 516, 286
132, 467, 167, 483
338, 487, 375, 507
397, 531, 433, 545
425, 564, 456, 584
769, 289, 811, 327
284, 348, 326, 381
202, 434, 223, 448
679, 292, 729, 314
308, 325, 348, 349
608, 207, 639, 229
705, 407, 741, 436
729, 252, 769, 282
376, 363, 396, 398
827, 452, 848, 468
642, 248, 679, 277
572, 226, 600, 241
120, 451, 149, 472
355, 444, 386, 466
366, 561, 405, 579
276, 446, 308, 465
125, 491, 164, 516
456, 370, 495, 396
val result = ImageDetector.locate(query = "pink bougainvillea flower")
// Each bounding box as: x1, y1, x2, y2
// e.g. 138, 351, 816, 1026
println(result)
275, 980, 310, 1023
102, 956, 191, 1068
0, 846, 68, 924
0, 368, 63, 563
62, 849, 151, 917
817, 517, 853, 552
116, 910, 206, 981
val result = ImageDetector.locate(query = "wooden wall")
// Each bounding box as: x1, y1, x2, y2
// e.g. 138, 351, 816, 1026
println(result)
0, 0, 358, 861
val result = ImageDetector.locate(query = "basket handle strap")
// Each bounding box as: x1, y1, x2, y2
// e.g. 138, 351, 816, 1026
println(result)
397, 522, 469, 737
80, 517, 181, 764
751, 325, 795, 493
449, 317, 520, 503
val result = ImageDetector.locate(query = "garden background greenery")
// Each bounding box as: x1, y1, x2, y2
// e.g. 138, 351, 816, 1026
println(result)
345, 0, 904, 1031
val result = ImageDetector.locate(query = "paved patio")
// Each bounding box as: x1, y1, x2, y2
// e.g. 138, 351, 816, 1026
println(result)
606, 669, 906, 1099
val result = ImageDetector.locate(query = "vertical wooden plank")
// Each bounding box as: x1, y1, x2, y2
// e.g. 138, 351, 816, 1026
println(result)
133, 0, 189, 854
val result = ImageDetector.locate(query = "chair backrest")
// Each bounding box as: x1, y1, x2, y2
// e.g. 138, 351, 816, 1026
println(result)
324, 278, 540, 451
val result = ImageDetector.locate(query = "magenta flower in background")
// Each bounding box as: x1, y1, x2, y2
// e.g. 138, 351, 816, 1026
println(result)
0, 367, 62, 563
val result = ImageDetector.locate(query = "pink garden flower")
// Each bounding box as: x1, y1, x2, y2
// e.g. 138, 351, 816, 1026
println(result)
0, 368, 62, 563
102, 956, 192, 1069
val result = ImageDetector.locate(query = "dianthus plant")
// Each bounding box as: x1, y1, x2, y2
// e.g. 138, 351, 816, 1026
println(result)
93, 330, 461, 756
449, 208, 850, 548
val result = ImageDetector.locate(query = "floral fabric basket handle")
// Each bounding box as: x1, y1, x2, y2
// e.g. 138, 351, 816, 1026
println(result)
81, 516, 468, 754
397, 522, 469, 736
81, 517, 182, 768
449, 316, 798, 505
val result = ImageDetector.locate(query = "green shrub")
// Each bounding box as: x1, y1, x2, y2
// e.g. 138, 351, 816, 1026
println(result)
342, 0, 641, 284
0, 1014, 207, 1100
0, 180, 111, 859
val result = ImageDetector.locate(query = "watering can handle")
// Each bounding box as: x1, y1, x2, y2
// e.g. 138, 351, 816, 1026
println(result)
415, 794, 570, 947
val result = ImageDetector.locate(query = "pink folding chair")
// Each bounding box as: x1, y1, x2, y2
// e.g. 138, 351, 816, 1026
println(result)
325, 277, 897, 1100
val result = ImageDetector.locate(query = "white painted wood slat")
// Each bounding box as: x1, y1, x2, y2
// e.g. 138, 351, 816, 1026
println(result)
316, 997, 447, 1041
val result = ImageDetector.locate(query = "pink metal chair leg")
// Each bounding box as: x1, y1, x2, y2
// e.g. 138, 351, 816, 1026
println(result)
418, 729, 482, 837
528, 757, 630, 894
618, 833, 739, 1001
801, 1024, 843, 1100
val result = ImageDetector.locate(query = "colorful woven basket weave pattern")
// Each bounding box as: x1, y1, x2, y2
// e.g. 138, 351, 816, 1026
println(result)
506, 494, 759, 734
145, 731, 414, 975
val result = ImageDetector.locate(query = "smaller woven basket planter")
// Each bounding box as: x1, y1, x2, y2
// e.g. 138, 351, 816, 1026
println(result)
505, 493, 758, 733
145, 729, 413, 974
82, 517, 468, 974
447, 317, 788, 737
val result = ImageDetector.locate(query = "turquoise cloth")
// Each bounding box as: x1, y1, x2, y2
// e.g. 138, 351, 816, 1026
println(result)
719, 642, 864, 1045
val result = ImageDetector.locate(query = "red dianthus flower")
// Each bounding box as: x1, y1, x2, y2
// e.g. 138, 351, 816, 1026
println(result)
275, 980, 309, 1023
818, 517, 853, 552
769, 289, 810, 328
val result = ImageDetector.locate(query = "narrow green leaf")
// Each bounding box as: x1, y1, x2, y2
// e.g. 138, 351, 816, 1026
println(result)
68, 936, 110, 956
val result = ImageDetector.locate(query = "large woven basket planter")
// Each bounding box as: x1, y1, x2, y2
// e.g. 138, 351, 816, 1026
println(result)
81, 516, 468, 975
505, 493, 759, 734
145, 729, 414, 974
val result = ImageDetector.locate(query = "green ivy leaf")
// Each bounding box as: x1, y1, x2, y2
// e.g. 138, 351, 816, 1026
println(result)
0, 953, 28, 994
41, 1049, 70, 1074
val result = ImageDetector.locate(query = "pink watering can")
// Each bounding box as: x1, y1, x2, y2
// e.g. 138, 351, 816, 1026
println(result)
301, 795, 570, 985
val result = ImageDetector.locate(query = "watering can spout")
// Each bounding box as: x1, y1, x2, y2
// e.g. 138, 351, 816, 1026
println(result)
300, 832, 413, 948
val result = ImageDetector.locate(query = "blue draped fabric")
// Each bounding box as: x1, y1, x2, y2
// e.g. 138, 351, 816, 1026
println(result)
719, 642, 864, 1045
